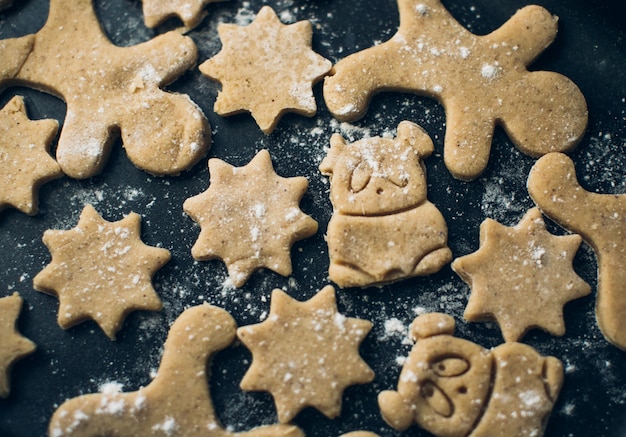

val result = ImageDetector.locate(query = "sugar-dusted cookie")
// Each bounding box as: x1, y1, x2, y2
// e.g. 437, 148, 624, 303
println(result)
0, 35, 33, 84
323, 0, 587, 180
0, 293, 36, 398
378, 313, 563, 437
0, 96, 62, 215
141, 0, 226, 29
452, 207, 590, 342
49, 304, 304, 437
528, 152, 626, 350
33, 204, 170, 340
237, 286, 374, 422
13, 0, 209, 179
183, 149, 318, 287
199, 6, 332, 134
319, 121, 451, 288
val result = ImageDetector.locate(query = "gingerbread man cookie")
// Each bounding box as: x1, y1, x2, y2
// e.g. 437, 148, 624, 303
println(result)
49, 304, 304, 437
200, 6, 332, 134
378, 313, 563, 437
320, 121, 451, 288
528, 152, 626, 350
12, 0, 209, 179
33, 205, 171, 339
323, 0, 587, 180
141, 0, 227, 29
0, 293, 36, 398
0, 96, 62, 215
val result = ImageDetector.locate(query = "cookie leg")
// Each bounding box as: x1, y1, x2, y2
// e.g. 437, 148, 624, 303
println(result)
528, 152, 626, 350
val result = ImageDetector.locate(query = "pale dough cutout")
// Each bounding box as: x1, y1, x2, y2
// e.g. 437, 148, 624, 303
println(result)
323, 0, 587, 180
320, 121, 451, 288
183, 149, 318, 287
237, 286, 375, 422
379, 313, 563, 437
0, 292, 36, 398
452, 207, 590, 342
0, 96, 62, 215
141, 0, 227, 29
199, 6, 332, 134
33, 204, 171, 340
14, 0, 209, 179
528, 152, 626, 350
48, 304, 304, 437
0, 35, 33, 84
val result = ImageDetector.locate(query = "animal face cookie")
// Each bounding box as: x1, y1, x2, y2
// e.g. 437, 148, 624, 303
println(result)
528, 152, 626, 350
199, 6, 332, 134
378, 313, 563, 437
452, 207, 591, 342
13, 0, 209, 179
237, 286, 375, 422
183, 149, 318, 287
141, 0, 227, 29
0, 293, 36, 398
319, 121, 451, 288
323, 0, 588, 180
49, 304, 304, 437
33, 204, 171, 340
0, 96, 62, 215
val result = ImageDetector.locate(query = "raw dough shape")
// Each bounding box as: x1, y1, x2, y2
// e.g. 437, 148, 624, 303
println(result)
183, 149, 318, 287
33, 204, 171, 339
48, 304, 304, 437
0, 292, 36, 398
0, 35, 33, 84
378, 313, 563, 437
323, 0, 588, 180
237, 285, 375, 422
141, 0, 227, 29
528, 152, 626, 350
11, 0, 209, 179
199, 6, 332, 134
319, 121, 452, 288
339, 433, 380, 437
452, 207, 590, 342
0, 96, 62, 215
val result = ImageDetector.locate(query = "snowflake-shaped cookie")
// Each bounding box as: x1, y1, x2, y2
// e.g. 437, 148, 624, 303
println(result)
237, 286, 374, 422
33, 205, 171, 339
199, 6, 332, 134
0, 293, 36, 398
183, 149, 318, 287
0, 96, 62, 215
452, 208, 591, 342
141, 0, 227, 29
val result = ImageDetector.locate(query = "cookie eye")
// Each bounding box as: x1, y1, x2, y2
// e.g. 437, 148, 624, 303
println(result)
350, 161, 372, 193
431, 357, 470, 377
421, 381, 453, 417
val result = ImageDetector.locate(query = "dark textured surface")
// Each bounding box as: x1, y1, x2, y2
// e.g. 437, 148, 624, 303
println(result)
0, 0, 625, 436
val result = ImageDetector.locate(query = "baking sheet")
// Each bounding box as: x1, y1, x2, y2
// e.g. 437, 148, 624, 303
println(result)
1, 0, 625, 435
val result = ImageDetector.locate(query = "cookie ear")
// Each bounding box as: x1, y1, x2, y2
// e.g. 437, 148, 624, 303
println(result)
319, 133, 347, 174
397, 121, 433, 158
410, 313, 455, 341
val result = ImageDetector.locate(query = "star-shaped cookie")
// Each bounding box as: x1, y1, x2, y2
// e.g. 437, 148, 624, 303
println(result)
237, 286, 375, 422
452, 208, 591, 342
141, 0, 226, 29
0, 96, 62, 215
183, 149, 318, 287
199, 6, 332, 134
33, 204, 171, 339
0, 293, 36, 398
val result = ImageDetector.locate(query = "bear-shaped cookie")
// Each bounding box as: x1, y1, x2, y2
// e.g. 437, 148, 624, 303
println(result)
319, 121, 451, 288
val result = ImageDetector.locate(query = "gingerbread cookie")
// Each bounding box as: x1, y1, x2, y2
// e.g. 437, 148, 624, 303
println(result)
0, 96, 62, 215
237, 286, 374, 422
199, 6, 332, 134
378, 313, 563, 437
452, 207, 590, 342
528, 152, 626, 350
49, 304, 304, 437
183, 149, 318, 287
0, 293, 36, 398
320, 121, 451, 288
33, 204, 170, 340
14, 0, 209, 179
141, 0, 226, 29
323, 0, 588, 180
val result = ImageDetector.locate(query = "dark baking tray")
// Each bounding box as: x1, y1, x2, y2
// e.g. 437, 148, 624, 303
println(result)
1, 0, 625, 436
